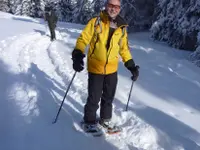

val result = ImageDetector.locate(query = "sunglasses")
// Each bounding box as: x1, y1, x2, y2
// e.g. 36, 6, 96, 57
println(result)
107, 3, 120, 10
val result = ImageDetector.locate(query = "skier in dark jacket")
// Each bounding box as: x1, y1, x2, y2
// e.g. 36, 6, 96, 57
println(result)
44, 6, 58, 41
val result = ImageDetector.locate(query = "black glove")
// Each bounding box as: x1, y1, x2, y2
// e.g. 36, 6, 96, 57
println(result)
130, 66, 139, 81
72, 49, 85, 72
124, 59, 139, 81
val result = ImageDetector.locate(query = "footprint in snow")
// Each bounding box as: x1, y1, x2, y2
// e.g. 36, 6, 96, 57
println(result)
183, 108, 194, 114
168, 111, 179, 118
0, 40, 7, 47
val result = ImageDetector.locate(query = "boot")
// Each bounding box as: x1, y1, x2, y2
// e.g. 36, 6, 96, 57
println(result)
81, 121, 103, 136
99, 119, 122, 134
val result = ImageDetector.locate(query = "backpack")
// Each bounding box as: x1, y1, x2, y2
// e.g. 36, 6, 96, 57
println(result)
94, 16, 126, 49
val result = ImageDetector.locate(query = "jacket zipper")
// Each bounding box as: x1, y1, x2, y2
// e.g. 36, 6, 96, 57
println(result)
103, 26, 122, 74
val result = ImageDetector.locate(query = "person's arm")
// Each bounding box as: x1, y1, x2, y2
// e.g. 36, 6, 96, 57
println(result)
119, 29, 139, 81
71, 18, 96, 72
119, 29, 133, 64
74, 18, 96, 54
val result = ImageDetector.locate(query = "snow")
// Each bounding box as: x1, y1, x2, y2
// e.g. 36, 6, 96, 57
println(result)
0, 11, 200, 150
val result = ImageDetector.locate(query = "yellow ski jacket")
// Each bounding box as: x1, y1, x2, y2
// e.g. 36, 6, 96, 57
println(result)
74, 11, 132, 74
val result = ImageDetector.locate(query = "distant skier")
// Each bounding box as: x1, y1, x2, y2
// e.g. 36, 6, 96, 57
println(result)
44, 5, 58, 41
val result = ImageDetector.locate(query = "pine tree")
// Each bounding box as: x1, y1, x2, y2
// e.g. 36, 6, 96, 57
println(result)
59, 0, 75, 22
151, 0, 200, 51
120, 0, 136, 28
14, 0, 23, 15
72, 0, 92, 23
0, 0, 12, 13
31, 0, 45, 18
120, 0, 156, 31
93, 0, 105, 14
20, 0, 32, 16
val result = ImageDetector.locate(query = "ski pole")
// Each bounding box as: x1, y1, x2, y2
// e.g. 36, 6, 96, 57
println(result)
52, 71, 77, 124
125, 79, 134, 111
125, 65, 140, 111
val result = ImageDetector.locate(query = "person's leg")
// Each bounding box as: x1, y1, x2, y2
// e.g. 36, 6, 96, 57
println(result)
47, 22, 53, 41
52, 27, 56, 40
50, 28, 55, 41
84, 72, 104, 124
48, 24, 55, 41
100, 72, 117, 120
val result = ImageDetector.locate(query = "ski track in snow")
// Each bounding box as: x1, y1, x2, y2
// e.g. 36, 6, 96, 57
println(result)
39, 33, 178, 150
1, 26, 200, 150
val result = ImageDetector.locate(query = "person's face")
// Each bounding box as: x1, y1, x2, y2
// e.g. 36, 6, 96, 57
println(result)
106, 0, 121, 19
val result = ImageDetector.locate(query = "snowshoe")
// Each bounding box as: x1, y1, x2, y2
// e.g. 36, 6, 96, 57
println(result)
80, 121, 103, 137
99, 119, 122, 134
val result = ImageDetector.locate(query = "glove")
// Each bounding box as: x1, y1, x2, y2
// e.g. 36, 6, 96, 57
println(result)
130, 66, 139, 81
72, 49, 85, 72
124, 59, 139, 81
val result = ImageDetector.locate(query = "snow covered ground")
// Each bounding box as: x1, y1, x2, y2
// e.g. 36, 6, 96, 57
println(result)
0, 11, 200, 150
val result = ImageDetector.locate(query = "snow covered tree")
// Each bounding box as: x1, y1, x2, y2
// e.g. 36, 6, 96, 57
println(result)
21, 0, 32, 16
92, 0, 105, 14
59, 0, 94, 24
120, 0, 136, 29
13, 0, 23, 15
151, 0, 200, 51
72, 0, 93, 24
9, 0, 45, 17
151, 0, 200, 67
1, 0, 157, 28
120, 0, 156, 32
0, 0, 13, 13
58, 0, 74, 22
190, 30, 200, 67
31, 0, 45, 18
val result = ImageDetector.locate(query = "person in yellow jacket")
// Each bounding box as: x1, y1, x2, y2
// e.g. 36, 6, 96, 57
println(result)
72, 0, 139, 134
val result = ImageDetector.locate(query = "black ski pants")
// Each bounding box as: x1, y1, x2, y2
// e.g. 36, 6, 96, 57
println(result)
48, 23, 56, 41
84, 72, 118, 124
